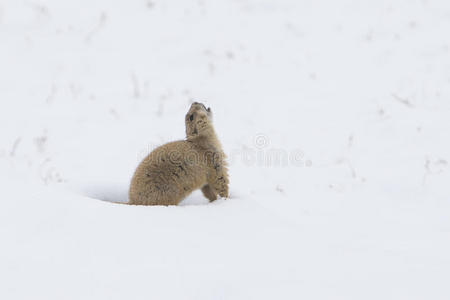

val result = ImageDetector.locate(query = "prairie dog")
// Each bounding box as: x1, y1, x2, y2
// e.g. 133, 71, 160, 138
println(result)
128, 102, 229, 205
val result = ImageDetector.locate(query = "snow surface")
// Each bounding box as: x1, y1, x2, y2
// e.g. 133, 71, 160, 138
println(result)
1, 0, 450, 299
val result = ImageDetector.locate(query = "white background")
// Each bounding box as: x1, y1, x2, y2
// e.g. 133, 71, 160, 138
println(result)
0, 0, 449, 299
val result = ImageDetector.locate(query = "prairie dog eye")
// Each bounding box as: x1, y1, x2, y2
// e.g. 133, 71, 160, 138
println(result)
189, 114, 194, 121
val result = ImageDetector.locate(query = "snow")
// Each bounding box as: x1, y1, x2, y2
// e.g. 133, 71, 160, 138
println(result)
1, 0, 450, 299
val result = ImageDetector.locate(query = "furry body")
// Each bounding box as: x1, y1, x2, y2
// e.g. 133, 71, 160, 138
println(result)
128, 102, 228, 205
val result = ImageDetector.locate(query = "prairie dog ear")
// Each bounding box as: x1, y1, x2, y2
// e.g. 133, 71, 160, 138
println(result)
206, 107, 213, 119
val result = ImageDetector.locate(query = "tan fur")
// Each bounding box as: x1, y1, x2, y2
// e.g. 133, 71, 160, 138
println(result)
128, 102, 229, 205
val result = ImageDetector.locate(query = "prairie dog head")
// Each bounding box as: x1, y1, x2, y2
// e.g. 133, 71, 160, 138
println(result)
185, 102, 213, 139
